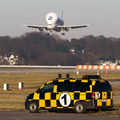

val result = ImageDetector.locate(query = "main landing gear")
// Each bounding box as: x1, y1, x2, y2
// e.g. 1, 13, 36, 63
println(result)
62, 33, 65, 35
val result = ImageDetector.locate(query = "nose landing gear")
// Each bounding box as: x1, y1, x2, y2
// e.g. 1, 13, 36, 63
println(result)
62, 33, 65, 35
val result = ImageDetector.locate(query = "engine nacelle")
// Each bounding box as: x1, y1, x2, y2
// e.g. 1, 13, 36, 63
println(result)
65, 27, 69, 31
39, 27, 43, 31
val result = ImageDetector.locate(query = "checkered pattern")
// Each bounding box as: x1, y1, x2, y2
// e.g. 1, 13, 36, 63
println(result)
92, 80, 113, 107
94, 91, 113, 107
29, 79, 113, 109
37, 92, 92, 109
76, 65, 119, 70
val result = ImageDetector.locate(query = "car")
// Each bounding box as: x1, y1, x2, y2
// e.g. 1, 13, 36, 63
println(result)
25, 74, 113, 114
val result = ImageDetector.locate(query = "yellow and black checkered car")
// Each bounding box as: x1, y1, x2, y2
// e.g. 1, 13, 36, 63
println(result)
25, 74, 113, 114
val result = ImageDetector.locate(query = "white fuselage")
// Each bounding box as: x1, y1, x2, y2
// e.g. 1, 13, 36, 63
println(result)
45, 12, 64, 32
23, 12, 92, 35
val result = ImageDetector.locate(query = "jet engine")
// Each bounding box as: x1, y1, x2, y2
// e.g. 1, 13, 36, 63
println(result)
39, 27, 43, 31
65, 27, 69, 31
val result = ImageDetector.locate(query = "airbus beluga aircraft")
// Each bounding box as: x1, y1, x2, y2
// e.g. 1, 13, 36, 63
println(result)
23, 12, 93, 35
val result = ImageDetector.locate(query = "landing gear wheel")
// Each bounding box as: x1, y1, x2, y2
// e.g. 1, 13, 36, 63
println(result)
74, 102, 86, 114
47, 33, 50, 35
28, 101, 39, 113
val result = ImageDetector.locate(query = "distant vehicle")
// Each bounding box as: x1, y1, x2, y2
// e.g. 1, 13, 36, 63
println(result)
25, 74, 113, 114
23, 12, 93, 35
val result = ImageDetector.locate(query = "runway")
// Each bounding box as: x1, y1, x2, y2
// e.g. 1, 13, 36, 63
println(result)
0, 69, 119, 73
0, 111, 119, 120
0, 69, 76, 73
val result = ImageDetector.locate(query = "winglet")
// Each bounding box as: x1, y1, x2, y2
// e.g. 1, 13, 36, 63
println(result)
86, 24, 93, 26
22, 24, 28, 26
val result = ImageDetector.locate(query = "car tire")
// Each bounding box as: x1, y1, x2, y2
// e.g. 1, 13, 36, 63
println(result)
74, 102, 86, 114
28, 101, 39, 113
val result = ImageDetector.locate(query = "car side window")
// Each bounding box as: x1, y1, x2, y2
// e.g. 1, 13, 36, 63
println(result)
57, 81, 73, 92
74, 81, 90, 92
94, 82, 112, 91
42, 82, 54, 92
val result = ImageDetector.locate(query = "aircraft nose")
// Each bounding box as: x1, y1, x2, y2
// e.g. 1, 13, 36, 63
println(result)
47, 24, 53, 29
47, 24, 55, 29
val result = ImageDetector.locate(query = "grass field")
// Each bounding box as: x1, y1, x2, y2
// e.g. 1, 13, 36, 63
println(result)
0, 70, 120, 116
0, 71, 120, 94
0, 95, 25, 111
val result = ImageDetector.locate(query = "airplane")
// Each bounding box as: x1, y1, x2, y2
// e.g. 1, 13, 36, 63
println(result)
23, 12, 93, 35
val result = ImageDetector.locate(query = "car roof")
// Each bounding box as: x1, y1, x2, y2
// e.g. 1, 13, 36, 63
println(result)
51, 78, 109, 84
50, 74, 108, 83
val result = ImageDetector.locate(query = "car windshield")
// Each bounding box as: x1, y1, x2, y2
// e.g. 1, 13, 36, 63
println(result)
36, 88, 41, 93
36, 82, 54, 93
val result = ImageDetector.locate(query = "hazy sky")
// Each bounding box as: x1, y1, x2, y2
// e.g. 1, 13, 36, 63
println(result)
0, 0, 120, 40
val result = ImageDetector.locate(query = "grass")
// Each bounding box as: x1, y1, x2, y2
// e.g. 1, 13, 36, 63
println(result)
0, 73, 55, 94
91, 98, 120, 117
112, 84, 120, 96
0, 71, 120, 95
0, 95, 120, 117
0, 95, 26, 111
113, 98, 120, 108
0, 70, 120, 115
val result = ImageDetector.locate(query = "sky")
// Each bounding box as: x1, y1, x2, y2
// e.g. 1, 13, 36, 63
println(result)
0, 0, 120, 40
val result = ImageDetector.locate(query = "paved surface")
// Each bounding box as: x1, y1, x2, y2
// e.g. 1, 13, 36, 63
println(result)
0, 69, 76, 73
0, 111, 119, 120
0, 69, 117, 73
111, 81, 120, 85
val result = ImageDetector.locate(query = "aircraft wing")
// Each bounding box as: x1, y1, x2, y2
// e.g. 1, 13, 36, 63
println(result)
58, 24, 93, 29
22, 24, 47, 29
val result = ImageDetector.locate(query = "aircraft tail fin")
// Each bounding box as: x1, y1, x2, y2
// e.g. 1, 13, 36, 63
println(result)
61, 11, 63, 18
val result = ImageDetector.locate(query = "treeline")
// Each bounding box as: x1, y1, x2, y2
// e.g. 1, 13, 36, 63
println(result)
0, 32, 120, 65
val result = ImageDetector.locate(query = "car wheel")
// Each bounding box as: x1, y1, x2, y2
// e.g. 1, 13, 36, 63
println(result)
74, 102, 86, 114
28, 101, 39, 113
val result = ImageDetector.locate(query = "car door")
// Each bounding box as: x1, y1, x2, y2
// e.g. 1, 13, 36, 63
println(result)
93, 81, 113, 107
55, 80, 74, 108
39, 81, 55, 108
